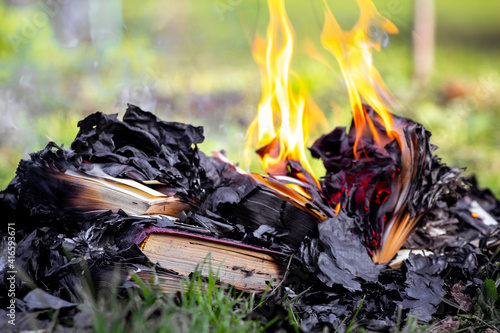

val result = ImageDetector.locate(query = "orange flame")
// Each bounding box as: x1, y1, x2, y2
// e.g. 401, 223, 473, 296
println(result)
245, 0, 325, 190
321, 0, 420, 264
334, 202, 341, 216
320, 0, 401, 158
243, 0, 425, 264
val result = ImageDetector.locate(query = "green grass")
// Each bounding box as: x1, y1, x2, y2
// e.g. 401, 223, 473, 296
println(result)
26, 259, 282, 332
86, 271, 266, 333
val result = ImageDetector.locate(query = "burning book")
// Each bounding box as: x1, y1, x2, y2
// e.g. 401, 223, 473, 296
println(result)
1, 102, 499, 330
242, 0, 466, 266
311, 105, 465, 263
1, 0, 500, 331
5, 106, 315, 293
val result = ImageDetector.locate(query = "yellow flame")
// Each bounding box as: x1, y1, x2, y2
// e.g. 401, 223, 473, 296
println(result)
334, 202, 341, 215
321, 0, 400, 158
321, 0, 418, 264
288, 183, 311, 199
245, 0, 325, 188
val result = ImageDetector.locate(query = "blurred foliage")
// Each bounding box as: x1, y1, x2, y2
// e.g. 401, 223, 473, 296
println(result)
0, 0, 499, 196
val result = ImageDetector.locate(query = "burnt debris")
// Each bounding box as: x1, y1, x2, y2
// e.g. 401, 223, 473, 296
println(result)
310, 105, 466, 264
1, 104, 500, 331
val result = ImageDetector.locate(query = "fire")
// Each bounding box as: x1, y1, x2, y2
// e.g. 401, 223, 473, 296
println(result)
320, 0, 401, 158
244, 0, 326, 191
319, 0, 419, 264
334, 202, 341, 215
245, 0, 430, 264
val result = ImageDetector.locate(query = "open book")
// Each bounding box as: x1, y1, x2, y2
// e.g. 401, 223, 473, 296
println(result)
52, 170, 194, 216
137, 228, 287, 293
49, 169, 289, 293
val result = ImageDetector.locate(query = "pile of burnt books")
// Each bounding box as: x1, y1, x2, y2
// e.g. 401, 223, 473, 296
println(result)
1, 105, 499, 331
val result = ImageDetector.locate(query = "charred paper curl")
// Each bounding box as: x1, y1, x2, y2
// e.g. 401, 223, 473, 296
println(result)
311, 105, 465, 263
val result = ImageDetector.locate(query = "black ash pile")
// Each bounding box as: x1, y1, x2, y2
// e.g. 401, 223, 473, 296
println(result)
1, 104, 499, 331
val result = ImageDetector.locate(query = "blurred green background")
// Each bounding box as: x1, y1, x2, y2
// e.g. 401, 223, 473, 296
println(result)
1, 0, 499, 196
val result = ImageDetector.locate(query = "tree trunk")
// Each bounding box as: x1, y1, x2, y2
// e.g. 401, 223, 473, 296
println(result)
413, 0, 435, 86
